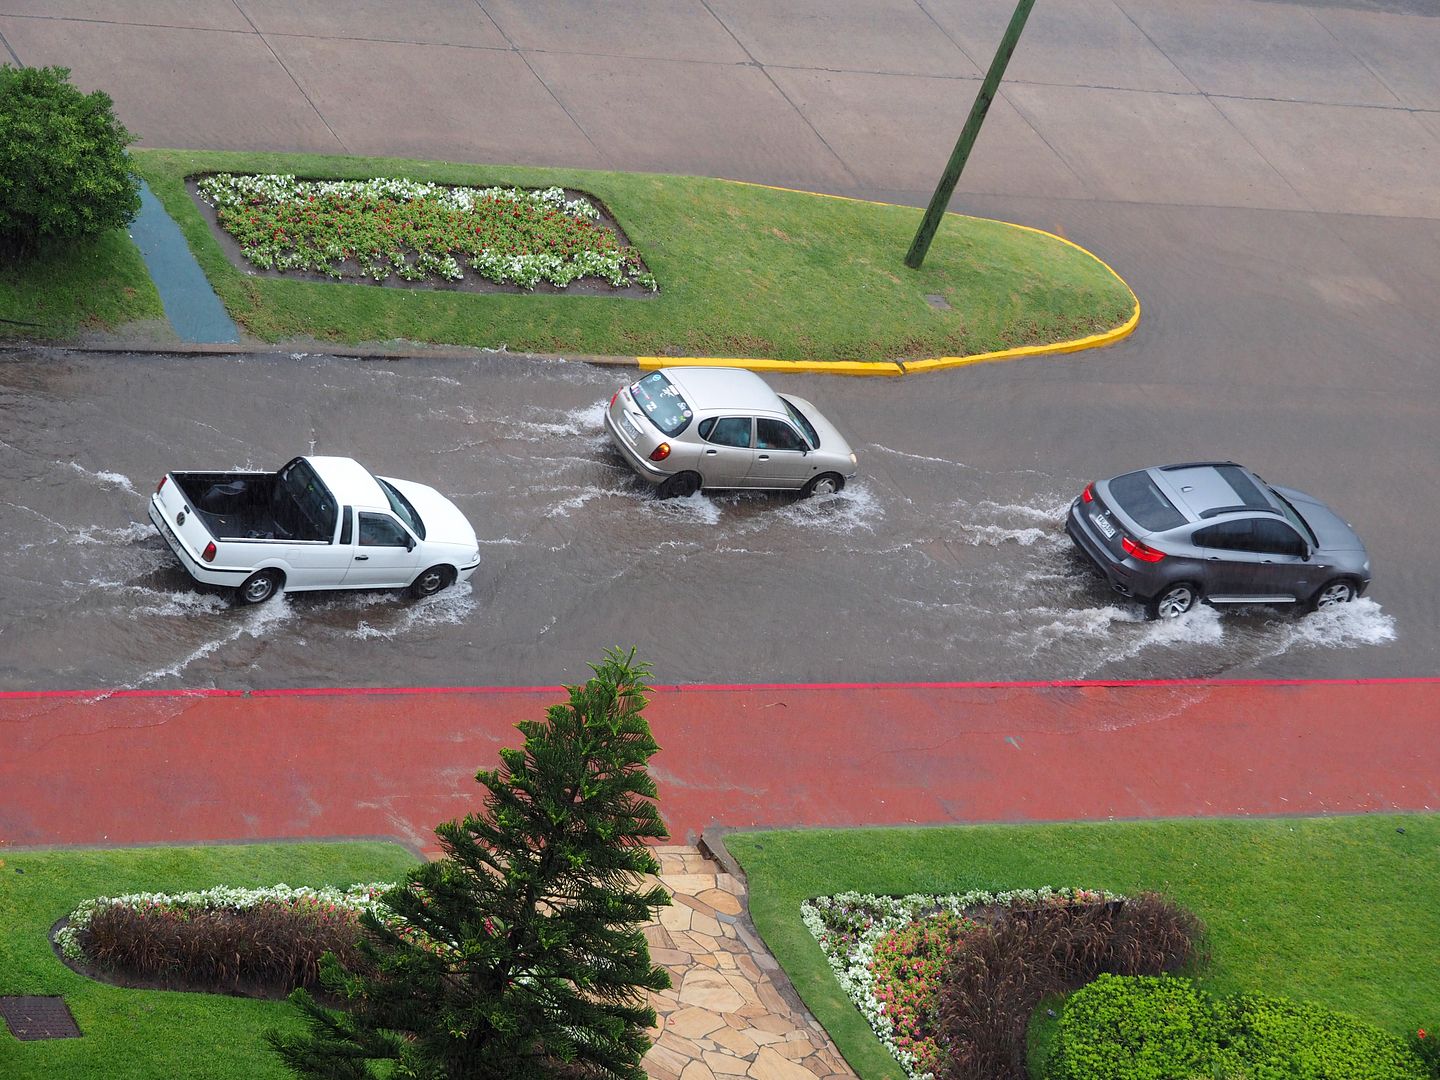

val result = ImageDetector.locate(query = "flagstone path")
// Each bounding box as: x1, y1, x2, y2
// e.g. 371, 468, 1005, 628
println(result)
644, 847, 854, 1080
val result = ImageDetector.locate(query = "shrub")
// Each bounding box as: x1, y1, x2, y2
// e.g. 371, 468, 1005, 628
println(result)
1218, 994, 1426, 1080
1413, 1026, 1440, 1078
1045, 973, 1217, 1080
59, 883, 391, 995
936, 893, 1204, 1080
0, 65, 139, 257
1047, 977, 1428, 1080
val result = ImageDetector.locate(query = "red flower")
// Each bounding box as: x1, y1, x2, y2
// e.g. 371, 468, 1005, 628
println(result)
1420, 1028, 1428, 1039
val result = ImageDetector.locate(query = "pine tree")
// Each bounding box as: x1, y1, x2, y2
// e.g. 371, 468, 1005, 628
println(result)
268, 648, 672, 1079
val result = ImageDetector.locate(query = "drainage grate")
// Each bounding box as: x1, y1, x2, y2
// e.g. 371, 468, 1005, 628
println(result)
0, 996, 82, 1040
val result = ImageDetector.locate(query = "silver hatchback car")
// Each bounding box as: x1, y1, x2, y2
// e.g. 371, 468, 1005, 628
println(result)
605, 367, 859, 498
1066, 461, 1372, 619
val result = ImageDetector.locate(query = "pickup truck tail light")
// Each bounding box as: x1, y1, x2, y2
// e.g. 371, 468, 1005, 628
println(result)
156, 475, 168, 494
202, 541, 217, 563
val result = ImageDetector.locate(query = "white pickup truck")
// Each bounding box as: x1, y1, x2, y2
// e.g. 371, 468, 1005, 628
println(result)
149, 455, 480, 604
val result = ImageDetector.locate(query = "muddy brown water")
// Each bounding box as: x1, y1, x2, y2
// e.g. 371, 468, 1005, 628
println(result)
0, 344, 1419, 691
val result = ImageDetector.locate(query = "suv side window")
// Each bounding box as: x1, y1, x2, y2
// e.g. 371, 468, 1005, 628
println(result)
1251, 518, 1306, 556
1194, 521, 1253, 552
359, 512, 410, 548
705, 417, 753, 448
755, 418, 806, 451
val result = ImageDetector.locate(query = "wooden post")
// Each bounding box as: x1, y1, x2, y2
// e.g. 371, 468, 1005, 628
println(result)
905, 0, 1038, 269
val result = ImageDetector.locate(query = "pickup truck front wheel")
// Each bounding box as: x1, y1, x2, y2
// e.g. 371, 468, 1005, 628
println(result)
410, 565, 455, 599
237, 569, 284, 605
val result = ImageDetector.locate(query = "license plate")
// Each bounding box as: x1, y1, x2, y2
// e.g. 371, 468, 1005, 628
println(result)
622, 415, 642, 440
1094, 513, 1116, 539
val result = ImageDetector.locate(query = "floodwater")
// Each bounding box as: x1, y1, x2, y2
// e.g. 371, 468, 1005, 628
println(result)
0, 346, 1416, 691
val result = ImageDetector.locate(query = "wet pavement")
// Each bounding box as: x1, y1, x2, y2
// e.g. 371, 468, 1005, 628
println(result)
0, 325, 1424, 691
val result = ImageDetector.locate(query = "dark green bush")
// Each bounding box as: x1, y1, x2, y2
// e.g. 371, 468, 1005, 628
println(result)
1046, 973, 1217, 1080
1047, 976, 1428, 1080
0, 65, 139, 257
1218, 994, 1426, 1080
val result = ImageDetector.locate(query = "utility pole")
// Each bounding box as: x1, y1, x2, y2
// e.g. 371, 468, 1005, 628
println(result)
905, 0, 1038, 269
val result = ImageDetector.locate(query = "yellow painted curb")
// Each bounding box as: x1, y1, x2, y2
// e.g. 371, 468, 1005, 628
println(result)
635, 179, 1141, 378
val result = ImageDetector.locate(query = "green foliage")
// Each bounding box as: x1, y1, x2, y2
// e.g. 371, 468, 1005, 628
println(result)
0, 65, 139, 257
268, 648, 672, 1080
1046, 977, 1427, 1080
1413, 1027, 1440, 1078
1216, 994, 1427, 1080
1046, 974, 1218, 1080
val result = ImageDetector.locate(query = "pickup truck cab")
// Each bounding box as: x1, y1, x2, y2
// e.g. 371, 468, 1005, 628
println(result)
149, 455, 480, 604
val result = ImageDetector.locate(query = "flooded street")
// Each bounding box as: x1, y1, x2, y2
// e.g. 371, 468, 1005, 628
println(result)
0, 340, 1419, 691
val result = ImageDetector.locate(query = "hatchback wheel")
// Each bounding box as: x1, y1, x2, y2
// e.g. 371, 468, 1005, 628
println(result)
657, 472, 702, 499
802, 473, 845, 498
1309, 578, 1356, 612
1145, 582, 1197, 621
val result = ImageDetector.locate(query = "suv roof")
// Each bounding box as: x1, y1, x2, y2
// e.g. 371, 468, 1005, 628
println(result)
661, 367, 785, 415
1152, 462, 1278, 521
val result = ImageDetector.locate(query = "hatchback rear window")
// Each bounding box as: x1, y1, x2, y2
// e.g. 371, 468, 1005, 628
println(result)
1108, 471, 1187, 532
630, 372, 693, 437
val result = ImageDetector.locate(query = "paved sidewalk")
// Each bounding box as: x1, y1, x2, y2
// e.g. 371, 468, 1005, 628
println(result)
646, 847, 851, 1080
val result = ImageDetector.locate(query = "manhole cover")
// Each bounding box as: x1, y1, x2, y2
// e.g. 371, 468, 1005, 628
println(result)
0, 996, 82, 1040
924, 293, 951, 310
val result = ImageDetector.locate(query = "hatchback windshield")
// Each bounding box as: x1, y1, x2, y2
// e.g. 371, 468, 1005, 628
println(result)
1109, 471, 1187, 532
630, 372, 693, 437
782, 399, 819, 448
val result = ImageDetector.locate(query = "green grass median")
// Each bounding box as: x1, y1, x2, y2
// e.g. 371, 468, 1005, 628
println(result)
106, 148, 1134, 363
726, 815, 1440, 1080
0, 230, 163, 340
0, 842, 418, 1080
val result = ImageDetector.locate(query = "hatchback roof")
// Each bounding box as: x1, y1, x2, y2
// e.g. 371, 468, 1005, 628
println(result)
660, 366, 785, 414
1152, 462, 1277, 519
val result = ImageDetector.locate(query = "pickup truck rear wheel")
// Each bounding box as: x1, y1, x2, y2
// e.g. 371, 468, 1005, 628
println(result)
410, 565, 454, 599
237, 569, 283, 605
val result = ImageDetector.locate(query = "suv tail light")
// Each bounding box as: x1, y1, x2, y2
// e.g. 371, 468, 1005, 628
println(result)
1121, 535, 1166, 563
1081, 482, 1094, 503
202, 541, 217, 563
649, 443, 672, 462
156, 475, 168, 494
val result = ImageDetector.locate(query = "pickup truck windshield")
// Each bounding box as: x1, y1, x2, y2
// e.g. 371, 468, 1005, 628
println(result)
377, 477, 426, 540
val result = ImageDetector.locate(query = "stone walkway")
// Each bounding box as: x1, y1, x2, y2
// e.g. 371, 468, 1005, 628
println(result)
643, 847, 854, 1080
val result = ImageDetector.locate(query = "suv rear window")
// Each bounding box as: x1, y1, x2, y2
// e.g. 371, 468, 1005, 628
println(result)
630, 372, 692, 437
1108, 470, 1187, 532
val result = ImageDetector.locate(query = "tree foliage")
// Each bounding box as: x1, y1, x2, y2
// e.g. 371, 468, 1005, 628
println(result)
268, 648, 672, 1079
0, 65, 139, 257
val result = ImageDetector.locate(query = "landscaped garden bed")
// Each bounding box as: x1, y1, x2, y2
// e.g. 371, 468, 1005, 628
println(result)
192, 173, 657, 294
727, 816, 1440, 1080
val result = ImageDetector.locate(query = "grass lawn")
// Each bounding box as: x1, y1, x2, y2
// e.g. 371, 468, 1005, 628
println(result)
129, 148, 1135, 363
0, 230, 163, 340
0, 842, 418, 1079
726, 815, 1440, 1080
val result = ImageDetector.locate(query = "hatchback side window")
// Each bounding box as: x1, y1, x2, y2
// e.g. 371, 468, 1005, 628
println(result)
706, 416, 752, 448
359, 512, 410, 547
1251, 518, 1307, 557
755, 418, 806, 451
1194, 521, 1253, 551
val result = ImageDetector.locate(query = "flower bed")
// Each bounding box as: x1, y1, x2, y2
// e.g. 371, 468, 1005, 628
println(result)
803, 887, 1114, 1079
56, 882, 401, 995
195, 173, 657, 291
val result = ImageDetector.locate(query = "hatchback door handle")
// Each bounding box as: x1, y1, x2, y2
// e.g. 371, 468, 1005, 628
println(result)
757, 454, 770, 460
355, 554, 369, 561
705, 449, 718, 455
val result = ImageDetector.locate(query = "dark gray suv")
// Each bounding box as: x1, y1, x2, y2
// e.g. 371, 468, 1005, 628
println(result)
1066, 462, 1371, 619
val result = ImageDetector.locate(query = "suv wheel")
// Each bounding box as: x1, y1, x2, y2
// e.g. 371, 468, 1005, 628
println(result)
1309, 578, 1356, 612
1145, 582, 1198, 621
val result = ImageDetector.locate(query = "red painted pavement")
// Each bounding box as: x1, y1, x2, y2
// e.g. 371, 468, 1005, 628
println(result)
2, 679, 1438, 853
